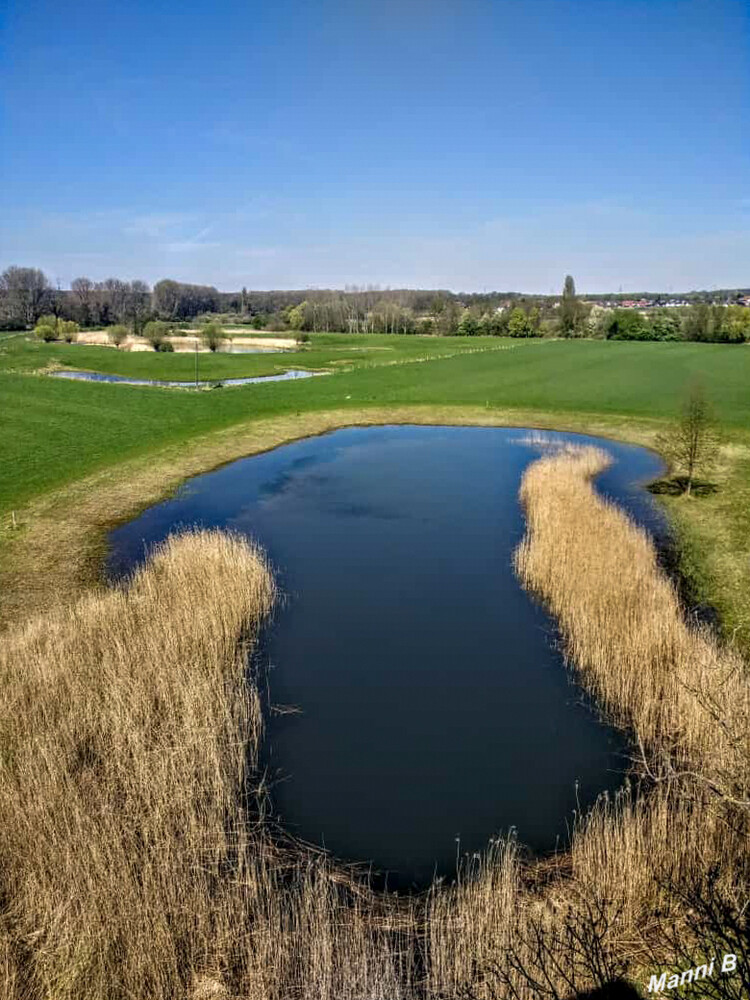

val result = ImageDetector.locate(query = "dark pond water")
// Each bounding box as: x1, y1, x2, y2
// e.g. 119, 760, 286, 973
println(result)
50, 369, 324, 388
107, 426, 666, 888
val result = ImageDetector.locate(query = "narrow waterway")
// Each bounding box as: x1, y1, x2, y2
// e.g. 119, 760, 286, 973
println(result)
49, 368, 324, 388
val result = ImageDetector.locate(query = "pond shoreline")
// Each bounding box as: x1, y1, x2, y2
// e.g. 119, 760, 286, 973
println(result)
1, 406, 671, 632
0, 409, 746, 998
1, 434, 744, 999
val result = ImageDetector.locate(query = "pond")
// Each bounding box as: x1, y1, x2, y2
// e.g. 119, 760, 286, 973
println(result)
50, 369, 324, 388
107, 425, 666, 888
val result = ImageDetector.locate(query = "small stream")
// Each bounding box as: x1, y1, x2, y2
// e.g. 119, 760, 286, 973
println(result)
49, 368, 325, 388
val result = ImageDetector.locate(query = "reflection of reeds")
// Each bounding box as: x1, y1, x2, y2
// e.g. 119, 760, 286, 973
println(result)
0, 453, 747, 999
513, 429, 563, 450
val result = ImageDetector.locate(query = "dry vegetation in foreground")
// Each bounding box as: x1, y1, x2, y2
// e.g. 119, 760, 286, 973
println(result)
0, 530, 422, 1000
0, 451, 748, 999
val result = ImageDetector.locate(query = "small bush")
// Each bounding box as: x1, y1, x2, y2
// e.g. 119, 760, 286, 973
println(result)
108, 325, 129, 347
34, 324, 57, 342
61, 320, 80, 343
155, 340, 174, 352
296, 332, 311, 345
202, 323, 225, 352
143, 320, 170, 350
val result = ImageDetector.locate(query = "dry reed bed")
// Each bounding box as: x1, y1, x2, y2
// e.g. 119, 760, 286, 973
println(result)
0, 531, 415, 999
427, 446, 749, 998
1, 450, 747, 999
514, 446, 749, 806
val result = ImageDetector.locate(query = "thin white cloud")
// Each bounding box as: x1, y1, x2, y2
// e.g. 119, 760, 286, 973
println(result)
123, 212, 202, 238
162, 240, 223, 253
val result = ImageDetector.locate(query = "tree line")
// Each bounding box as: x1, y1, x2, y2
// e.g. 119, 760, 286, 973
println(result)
1, 266, 749, 342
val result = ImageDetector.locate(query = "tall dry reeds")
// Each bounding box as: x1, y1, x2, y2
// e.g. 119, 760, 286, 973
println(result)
0, 530, 416, 999
427, 445, 749, 999
0, 530, 274, 998
0, 449, 747, 999
514, 446, 749, 808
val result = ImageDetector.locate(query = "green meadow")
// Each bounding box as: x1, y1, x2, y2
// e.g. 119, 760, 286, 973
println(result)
2, 332, 750, 651
2, 334, 750, 511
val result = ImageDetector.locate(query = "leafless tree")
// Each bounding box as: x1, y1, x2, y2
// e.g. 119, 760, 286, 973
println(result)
126, 280, 151, 334
640, 862, 750, 1000
0, 266, 50, 327
71, 277, 95, 326
656, 383, 719, 495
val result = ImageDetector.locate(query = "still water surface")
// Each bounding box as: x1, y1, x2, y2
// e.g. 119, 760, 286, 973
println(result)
108, 426, 665, 887
50, 369, 323, 388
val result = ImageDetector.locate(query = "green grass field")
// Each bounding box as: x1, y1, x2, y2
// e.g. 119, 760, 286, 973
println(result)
2, 332, 750, 652
2, 333, 750, 511
2, 334, 750, 508
0, 331, 499, 380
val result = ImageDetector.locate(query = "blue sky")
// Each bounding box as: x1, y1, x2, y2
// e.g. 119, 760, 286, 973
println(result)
1, 0, 748, 292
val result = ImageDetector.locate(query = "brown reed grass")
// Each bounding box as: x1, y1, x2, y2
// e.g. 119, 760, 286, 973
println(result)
0, 448, 747, 999
514, 446, 749, 808
427, 445, 749, 998
0, 530, 417, 999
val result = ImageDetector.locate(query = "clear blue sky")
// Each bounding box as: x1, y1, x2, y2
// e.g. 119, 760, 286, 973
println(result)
1, 0, 748, 293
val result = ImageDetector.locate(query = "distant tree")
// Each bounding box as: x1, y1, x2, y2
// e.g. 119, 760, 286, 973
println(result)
108, 324, 129, 347
143, 320, 170, 350
725, 305, 750, 343
507, 307, 533, 337
153, 279, 220, 320
649, 309, 681, 341
153, 279, 181, 320
656, 383, 719, 496
100, 278, 130, 325
201, 322, 225, 352
605, 309, 649, 340
70, 277, 95, 326
1, 266, 51, 327
559, 274, 585, 337
60, 320, 79, 342
487, 309, 509, 336
457, 310, 480, 336
286, 303, 306, 331
126, 280, 151, 335
681, 303, 711, 342
36, 313, 59, 333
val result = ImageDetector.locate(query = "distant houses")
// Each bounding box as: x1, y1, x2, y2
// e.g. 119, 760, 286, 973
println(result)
584, 297, 748, 309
